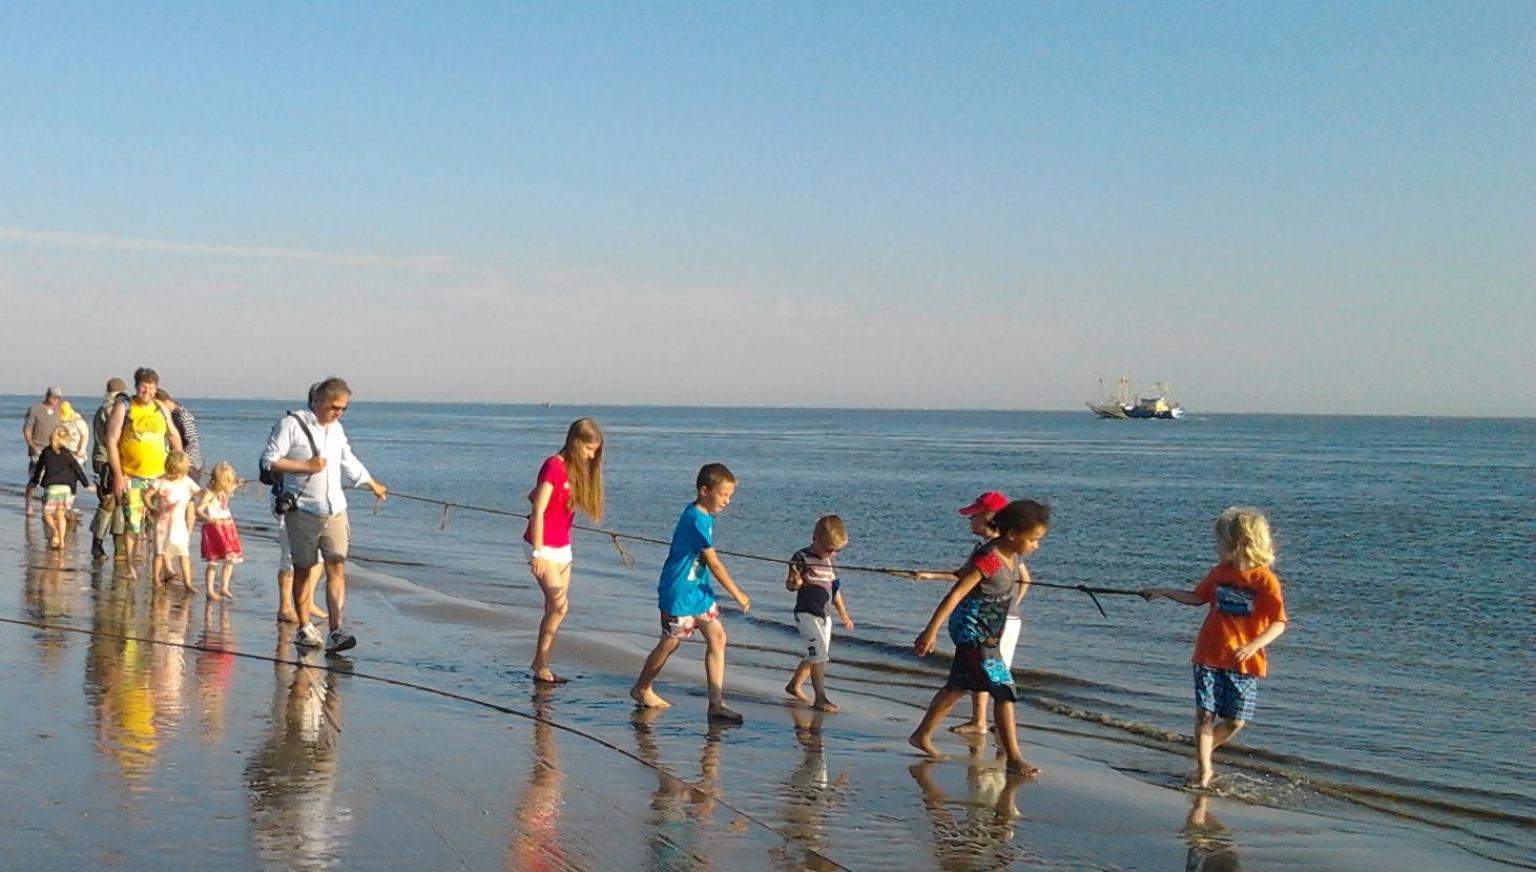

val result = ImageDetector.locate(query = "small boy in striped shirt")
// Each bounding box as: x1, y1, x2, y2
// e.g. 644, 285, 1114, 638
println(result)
784, 515, 855, 712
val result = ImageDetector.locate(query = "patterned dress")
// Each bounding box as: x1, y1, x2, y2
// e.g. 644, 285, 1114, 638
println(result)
944, 541, 1022, 701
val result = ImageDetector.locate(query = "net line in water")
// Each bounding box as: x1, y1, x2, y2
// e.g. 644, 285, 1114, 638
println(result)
233, 481, 1146, 618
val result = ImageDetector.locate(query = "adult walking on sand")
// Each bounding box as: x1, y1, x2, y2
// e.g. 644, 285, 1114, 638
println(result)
105, 367, 183, 572
522, 417, 605, 684
21, 386, 64, 514
260, 377, 387, 654
89, 378, 128, 559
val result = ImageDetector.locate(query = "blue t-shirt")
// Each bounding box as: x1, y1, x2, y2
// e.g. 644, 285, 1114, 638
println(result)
657, 503, 716, 617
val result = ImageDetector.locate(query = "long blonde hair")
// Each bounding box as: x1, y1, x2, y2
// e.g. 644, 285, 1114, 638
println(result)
1216, 506, 1275, 570
209, 461, 238, 496
558, 418, 604, 522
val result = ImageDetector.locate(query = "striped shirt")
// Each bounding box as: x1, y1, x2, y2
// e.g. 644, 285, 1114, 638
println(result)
791, 547, 841, 617
172, 405, 202, 470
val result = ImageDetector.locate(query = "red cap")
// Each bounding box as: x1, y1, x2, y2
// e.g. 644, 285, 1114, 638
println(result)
958, 491, 1009, 516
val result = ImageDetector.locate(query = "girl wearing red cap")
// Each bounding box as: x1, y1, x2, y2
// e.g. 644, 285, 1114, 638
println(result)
903, 491, 1024, 737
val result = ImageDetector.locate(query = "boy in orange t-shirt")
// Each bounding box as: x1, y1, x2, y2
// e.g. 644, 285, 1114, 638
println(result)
1143, 507, 1288, 788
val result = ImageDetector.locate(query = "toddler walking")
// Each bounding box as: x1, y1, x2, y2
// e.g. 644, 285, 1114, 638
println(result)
630, 463, 752, 722
910, 499, 1049, 778
196, 461, 245, 600
29, 427, 93, 549
147, 451, 200, 590
784, 515, 855, 712
1142, 507, 1289, 789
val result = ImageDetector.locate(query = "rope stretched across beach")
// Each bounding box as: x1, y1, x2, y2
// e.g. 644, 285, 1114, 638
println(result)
350, 487, 1147, 617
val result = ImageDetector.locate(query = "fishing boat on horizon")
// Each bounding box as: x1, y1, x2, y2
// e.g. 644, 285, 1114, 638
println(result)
1087, 378, 1185, 420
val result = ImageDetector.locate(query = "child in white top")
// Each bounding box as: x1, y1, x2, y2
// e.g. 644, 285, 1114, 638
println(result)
147, 451, 201, 590
196, 461, 245, 601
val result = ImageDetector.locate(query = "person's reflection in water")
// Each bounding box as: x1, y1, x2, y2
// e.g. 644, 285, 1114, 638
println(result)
770, 707, 850, 871
633, 709, 747, 872
194, 601, 236, 743
507, 684, 570, 871
82, 570, 160, 790
908, 755, 1027, 872
1183, 794, 1243, 872
24, 529, 77, 672
147, 585, 193, 735
245, 626, 352, 871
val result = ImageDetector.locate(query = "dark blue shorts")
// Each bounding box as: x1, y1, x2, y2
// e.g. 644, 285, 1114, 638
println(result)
1193, 664, 1258, 722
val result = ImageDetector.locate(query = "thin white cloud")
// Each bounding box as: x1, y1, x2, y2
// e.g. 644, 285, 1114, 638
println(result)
0, 227, 491, 275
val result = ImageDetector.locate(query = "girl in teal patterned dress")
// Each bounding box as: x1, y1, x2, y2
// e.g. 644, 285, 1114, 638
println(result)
909, 500, 1050, 777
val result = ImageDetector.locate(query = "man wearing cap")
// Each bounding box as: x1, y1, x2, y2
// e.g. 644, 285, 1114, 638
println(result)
21, 387, 64, 515
89, 378, 128, 559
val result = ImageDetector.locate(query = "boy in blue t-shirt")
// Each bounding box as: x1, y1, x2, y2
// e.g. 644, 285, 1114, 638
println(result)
630, 463, 752, 722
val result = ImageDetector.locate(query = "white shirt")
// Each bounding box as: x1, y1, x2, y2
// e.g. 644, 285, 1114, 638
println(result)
259, 409, 373, 518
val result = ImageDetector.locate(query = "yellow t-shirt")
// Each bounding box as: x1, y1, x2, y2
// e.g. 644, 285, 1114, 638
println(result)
118, 400, 170, 479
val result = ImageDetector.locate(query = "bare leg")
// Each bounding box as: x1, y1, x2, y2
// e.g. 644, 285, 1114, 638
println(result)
24, 482, 35, 515
810, 662, 838, 712
322, 560, 347, 633
951, 691, 990, 734
276, 569, 298, 622
206, 564, 222, 600
909, 688, 966, 758
700, 620, 742, 722
293, 563, 321, 625
631, 636, 679, 708
993, 700, 1038, 777
42, 507, 61, 547
180, 556, 195, 592
530, 562, 571, 681
785, 660, 813, 702
220, 562, 235, 598
151, 554, 166, 586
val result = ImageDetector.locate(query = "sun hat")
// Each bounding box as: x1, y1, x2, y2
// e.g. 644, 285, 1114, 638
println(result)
958, 491, 1009, 516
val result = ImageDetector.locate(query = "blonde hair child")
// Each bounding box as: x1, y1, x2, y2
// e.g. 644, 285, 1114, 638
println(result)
1142, 507, 1289, 788
521, 417, 605, 684
784, 515, 855, 712
196, 461, 245, 600
29, 426, 93, 549
146, 450, 201, 590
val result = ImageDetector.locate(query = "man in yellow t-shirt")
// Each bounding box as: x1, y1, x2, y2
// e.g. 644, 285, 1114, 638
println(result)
105, 367, 182, 571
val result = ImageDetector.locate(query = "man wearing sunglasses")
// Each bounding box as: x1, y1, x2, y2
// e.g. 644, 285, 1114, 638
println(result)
260, 376, 388, 653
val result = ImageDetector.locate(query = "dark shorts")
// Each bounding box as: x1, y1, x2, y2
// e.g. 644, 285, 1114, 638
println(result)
1194, 664, 1258, 722
944, 643, 1018, 702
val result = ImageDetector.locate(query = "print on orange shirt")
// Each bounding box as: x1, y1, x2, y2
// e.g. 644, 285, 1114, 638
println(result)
1191, 562, 1288, 677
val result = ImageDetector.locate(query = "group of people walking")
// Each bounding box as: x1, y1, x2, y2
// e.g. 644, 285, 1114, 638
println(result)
20, 378, 1289, 788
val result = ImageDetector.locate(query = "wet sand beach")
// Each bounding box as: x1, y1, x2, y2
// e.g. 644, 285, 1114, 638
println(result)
0, 496, 1517, 871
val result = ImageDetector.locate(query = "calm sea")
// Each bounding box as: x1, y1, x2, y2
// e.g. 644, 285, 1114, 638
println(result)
6, 395, 1532, 864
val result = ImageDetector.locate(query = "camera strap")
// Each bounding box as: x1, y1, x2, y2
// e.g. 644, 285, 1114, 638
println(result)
276, 411, 323, 495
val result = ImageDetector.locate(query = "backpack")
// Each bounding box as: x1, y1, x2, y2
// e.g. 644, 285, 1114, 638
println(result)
259, 412, 320, 491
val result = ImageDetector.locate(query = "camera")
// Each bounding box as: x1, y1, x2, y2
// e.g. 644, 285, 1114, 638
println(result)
274, 489, 299, 516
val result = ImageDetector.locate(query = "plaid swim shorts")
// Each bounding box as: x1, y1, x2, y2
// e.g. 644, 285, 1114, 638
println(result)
660, 602, 721, 639
1193, 664, 1258, 722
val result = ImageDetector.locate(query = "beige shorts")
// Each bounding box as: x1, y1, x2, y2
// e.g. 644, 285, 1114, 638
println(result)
285, 510, 350, 568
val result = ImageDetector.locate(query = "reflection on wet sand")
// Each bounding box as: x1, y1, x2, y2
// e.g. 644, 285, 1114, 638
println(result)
507, 685, 571, 872
22, 522, 79, 672
1183, 794, 1243, 872
770, 707, 850, 871
82, 572, 158, 790
909, 743, 1029, 872
632, 708, 749, 872
245, 627, 352, 871
194, 602, 237, 744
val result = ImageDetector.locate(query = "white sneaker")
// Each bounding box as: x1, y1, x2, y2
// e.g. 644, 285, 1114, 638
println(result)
295, 623, 324, 648
325, 628, 357, 653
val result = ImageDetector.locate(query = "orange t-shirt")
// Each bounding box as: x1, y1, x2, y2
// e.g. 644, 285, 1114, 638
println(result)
1191, 561, 1288, 677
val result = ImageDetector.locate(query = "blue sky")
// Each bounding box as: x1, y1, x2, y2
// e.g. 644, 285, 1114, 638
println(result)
2, 3, 1531, 414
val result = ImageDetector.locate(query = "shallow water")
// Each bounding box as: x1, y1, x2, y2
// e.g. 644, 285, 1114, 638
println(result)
4, 395, 1532, 865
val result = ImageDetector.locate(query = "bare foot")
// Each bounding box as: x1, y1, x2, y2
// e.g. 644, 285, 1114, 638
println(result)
207, 589, 223, 602
948, 722, 987, 735
785, 681, 812, 703
1005, 758, 1041, 779
908, 732, 944, 760
1184, 769, 1214, 790
812, 699, 839, 713
630, 686, 671, 709
310, 604, 329, 620
533, 672, 570, 685
183, 581, 197, 593
221, 588, 235, 599
708, 705, 744, 724
277, 611, 299, 624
